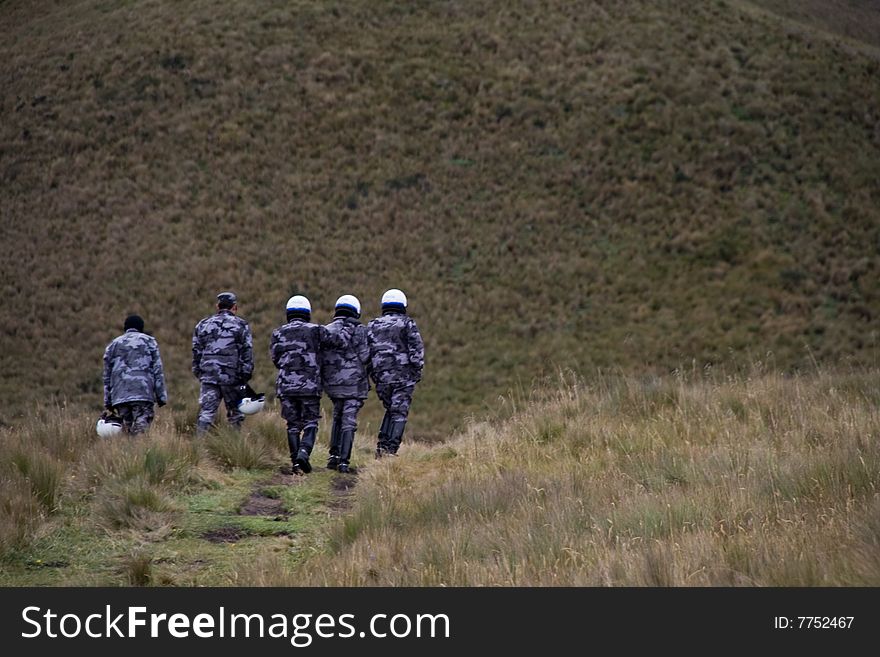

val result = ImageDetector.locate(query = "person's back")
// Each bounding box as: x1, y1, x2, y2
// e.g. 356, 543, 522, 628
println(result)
322, 318, 370, 398
271, 318, 323, 398
192, 291, 254, 434
322, 295, 370, 473
103, 314, 167, 435
193, 310, 252, 385
367, 289, 424, 457
367, 312, 423, 385
270, 295, 324, 474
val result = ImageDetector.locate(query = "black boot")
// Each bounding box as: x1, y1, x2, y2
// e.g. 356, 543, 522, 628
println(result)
376, 411, 392, 458
296, 426, 317, 473
387, 420, 407, 455
327, 419, 341, 470
286, 430, 302, 474
338, 429, 356, 473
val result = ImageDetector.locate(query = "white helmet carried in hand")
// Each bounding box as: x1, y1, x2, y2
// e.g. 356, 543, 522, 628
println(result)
335, 294, 361, 317
239, 396, 265, 415
286, 295, 311, 313
96, 414, 124, 438
381, 288, 407, 309
237, 383, 266, 415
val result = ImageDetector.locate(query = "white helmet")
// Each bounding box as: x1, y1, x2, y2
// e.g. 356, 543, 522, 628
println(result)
96, 415, 124, 438
237, 384, 266, 415
381, 288, 407, 308
238, 396, 265, 415
335, 294, 361, 316
286, 295, 311, 313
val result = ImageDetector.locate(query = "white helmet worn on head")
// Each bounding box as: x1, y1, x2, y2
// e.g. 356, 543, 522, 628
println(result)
335, 294, 361, 316
96, 415, 124, 438
381, 288, 407, 308
286, 295, 311, 313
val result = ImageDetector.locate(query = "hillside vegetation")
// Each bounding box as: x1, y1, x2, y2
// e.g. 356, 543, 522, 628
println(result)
2, 0, 879, 437
746, 0, 880, 50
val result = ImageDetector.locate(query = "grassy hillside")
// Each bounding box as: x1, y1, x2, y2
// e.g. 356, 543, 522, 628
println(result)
3, 370, 877, 585
747, 0, 880, 50
2, 0, 880, 438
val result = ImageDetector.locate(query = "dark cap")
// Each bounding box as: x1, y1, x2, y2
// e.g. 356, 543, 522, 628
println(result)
124, 314, 144, 332
217, 291, 237, 306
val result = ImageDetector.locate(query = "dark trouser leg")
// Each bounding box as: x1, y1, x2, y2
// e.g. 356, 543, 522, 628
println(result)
337, 398, 363, 472
280, 397, 303, 465
327, 398, 343, 470
375, 385, 394, 458
116, 403, 135, 434
197, 383, 222, 435
388, 420, 407, 454
386, 383, 415, 454
129, 402, 156, 435
221, 384, 245, 429
338, 430, 355, 472
294, 397, 320, 473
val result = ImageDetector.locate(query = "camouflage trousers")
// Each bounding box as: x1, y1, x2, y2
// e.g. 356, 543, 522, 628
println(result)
198, 382, 243, 432
375, 382, 415, 423
280, 396, 320, 437
330, 397, 365, 432
116, 401, 155, 435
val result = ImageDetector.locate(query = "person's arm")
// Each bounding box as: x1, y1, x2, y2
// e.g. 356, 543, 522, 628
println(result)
356, 326, 371, 369
102, 343, 113, 409
152, 341, 168, 406
407, 319, 425, 382
322, 322, 353, 349
239, 321, 254, 382
270, 330, 281, 368
191, 324, 203, 378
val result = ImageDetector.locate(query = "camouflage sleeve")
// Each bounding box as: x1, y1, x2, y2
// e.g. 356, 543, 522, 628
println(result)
322, 322, 353, 349
102, 342, 113, 408
269, 329, 281, 368
239, 321, 254, 378
355, 326, 371, 369
317, 325, 327, 371
191, 324, 202, 378
152, 341, 168, 405
407, 319, 425, 380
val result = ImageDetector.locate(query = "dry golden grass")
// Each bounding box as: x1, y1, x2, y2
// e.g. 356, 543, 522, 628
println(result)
295, 370, 880, 585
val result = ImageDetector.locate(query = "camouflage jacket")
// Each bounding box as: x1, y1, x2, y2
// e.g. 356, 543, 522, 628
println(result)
367, 311, 425, 385
192, 310, 254, 385
103, 328, 168, 407
322, 317, 371, 399
270, 319, 328, 397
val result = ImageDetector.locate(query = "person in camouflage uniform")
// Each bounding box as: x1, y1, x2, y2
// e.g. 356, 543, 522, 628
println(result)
270, 295, 328, 474
102, 314, 167, 435
367, 288, 425, 457
192, 291, 254, 435
322, 294, 371, 473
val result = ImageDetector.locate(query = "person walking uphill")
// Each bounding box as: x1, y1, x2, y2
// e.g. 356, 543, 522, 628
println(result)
270, 295, 326, 474
103, 314, 167, 435
368, 288, 424, 457
322, 295, 371, 474
192, 291, 254, 435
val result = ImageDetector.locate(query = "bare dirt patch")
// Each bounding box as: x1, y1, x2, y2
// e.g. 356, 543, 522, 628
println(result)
239, 494, 286, 517
269, 472, 302, 486
328, 472, 358, 511
202, 527, 248, 543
